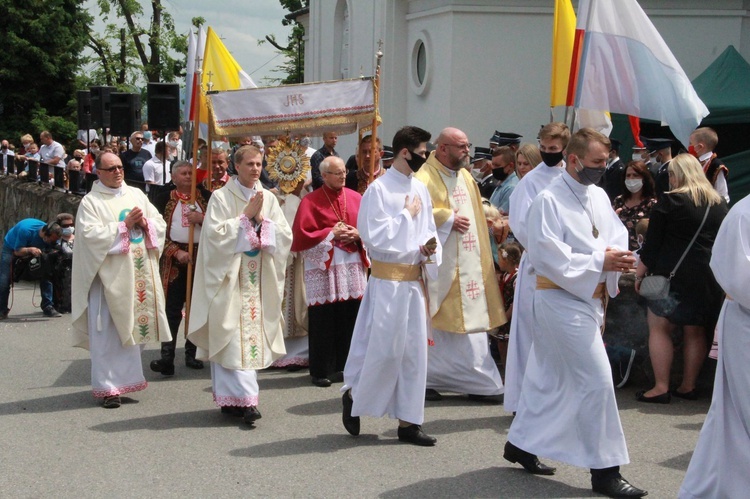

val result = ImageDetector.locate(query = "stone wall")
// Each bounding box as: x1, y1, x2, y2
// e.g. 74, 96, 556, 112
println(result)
0, 176, 81, 243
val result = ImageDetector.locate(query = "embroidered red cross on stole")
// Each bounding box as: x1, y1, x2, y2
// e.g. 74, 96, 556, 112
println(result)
452, 185, 468, 205
462, 232, 477, 252
465, 280, 480, 300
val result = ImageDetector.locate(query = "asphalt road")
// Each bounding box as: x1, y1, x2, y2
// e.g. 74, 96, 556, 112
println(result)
1, 281, 709, 498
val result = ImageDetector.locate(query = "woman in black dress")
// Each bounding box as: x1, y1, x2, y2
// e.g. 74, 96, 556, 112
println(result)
634, 154, 728, 403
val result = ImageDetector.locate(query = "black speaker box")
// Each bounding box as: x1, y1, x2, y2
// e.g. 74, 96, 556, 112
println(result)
77, 90, 91, 130
90, 86, 115, 129
109, 93, 142, 136
147, 83, 181, 131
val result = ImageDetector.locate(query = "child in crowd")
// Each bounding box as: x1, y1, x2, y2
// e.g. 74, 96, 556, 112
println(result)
493, 242, 522, 372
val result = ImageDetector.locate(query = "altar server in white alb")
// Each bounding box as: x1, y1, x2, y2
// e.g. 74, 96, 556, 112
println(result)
188, 145, 292, 427
341, 126, 441, 446
505, 129, 647, 498
679, 194, 750, 499
504, 122, 569, 414
414, 127, 505, 401
72, 152, 170, 410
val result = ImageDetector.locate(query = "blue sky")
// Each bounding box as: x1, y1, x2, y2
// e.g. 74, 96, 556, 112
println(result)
84, 0, 294, 86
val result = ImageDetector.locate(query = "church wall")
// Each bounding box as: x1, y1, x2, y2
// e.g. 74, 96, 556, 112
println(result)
306, 0, 750, 151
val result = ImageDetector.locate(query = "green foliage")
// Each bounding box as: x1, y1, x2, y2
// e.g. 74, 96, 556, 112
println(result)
0, 0, 90, 143
262, 0, 308, 86
86, 0, 188, 86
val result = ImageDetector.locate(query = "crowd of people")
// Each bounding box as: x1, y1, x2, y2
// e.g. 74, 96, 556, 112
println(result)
2, 120, 744, 498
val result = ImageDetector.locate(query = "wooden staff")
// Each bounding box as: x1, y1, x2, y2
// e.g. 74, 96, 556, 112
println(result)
184, 72, 203, 337
368, 43, 384, 185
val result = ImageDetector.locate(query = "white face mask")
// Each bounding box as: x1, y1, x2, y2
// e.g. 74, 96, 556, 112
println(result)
471, 166, 484, 181
625, 178, 643, 193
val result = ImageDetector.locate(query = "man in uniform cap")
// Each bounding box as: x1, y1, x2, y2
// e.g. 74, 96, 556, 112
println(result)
643, 137, 674, 197
490, 132, 523, 153
381, 145, 395, 169
471, 147, 497, 198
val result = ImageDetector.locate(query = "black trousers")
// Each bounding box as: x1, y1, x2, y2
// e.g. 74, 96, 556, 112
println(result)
307, 299, 360, 378
161, 263, 197, 362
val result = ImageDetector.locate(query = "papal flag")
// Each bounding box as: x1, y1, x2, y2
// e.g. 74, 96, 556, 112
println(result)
568, 0, 708, 146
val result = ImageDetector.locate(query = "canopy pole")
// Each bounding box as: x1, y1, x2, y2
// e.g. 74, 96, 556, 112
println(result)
368, 42, 384, 185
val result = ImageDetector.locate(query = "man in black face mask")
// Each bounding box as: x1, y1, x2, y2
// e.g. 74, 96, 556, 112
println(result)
505, 122, 570, 416
489, 146, 519, 215
505, 128, 646, 499
340, 125, 441, 446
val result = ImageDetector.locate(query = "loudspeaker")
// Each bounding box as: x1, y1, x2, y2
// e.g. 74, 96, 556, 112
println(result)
109, 93, 142, 136
147, 83, 181, 131
90, 86, 115, 129
77, 90, 91, 130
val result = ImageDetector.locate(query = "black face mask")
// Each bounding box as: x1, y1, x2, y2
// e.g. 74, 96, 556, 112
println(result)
576, 164, 606, 186
406, 151, 427, 172
540, 150, 564, 166
491, 168, 508, 181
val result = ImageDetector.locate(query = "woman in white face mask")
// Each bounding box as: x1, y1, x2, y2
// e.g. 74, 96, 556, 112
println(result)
612, 160, 657, 251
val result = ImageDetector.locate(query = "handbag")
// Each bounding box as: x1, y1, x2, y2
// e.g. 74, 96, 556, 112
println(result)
639, 205, 711, 302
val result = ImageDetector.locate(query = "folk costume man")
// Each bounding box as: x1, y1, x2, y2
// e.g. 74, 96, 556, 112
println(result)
504, 122, 569, 414
267, 139, 310, 370
72, 152, 170, 409
505, 129, 647, 499
341, 126, 441, 446
679, 194, 750, 498
414, 127, 505, 400
187, 145, 292, 426
689, 127, 730, 203
150, 161, 207, 376
292, 156, 368, 387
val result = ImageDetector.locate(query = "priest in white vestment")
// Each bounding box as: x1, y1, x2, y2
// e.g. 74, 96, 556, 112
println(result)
188, 145, 291, 426
342, 126, 441, 446
679, 194, 750, 499
505, 129, 647, 498
414, 127, 505, 400
504, 122, 569, 413
72, 152, 170, 409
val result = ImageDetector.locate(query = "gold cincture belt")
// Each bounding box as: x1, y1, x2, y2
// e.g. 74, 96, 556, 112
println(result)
371, 260, 422, 282
536, 275, 605, 299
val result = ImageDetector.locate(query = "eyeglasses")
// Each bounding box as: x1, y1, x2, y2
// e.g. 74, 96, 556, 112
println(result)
444, 142, 472, 150
98, 165, 125, 172
133, 137, 144, 141
324, 171, 347, 177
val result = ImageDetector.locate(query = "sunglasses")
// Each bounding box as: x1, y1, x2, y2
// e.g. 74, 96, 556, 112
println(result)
99, 165, 125, 172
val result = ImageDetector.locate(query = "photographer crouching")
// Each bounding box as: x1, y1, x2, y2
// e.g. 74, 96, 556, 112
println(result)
1, 218, 63, 319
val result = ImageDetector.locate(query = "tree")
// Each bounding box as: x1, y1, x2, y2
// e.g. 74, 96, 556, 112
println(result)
263, 0, 308, 85
0, 0, 90, 142
86, 0, 187, 87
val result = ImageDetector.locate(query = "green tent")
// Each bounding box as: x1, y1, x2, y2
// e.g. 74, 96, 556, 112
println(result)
692, 45, 750, 125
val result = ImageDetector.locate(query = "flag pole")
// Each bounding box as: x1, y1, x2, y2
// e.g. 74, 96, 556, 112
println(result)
368, 42, 383, 185
184, 61, 203, 338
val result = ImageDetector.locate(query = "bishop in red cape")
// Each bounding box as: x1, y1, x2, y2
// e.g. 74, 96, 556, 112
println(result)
292, 156, 369, 387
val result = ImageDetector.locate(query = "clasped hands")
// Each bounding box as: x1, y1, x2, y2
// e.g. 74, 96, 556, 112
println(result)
243, 191, 265, 224
332, 222, 359, 244
124, 207, 149, 231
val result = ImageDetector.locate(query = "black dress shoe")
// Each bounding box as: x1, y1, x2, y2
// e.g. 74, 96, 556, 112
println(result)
185, 357, 204, 369
102, 395, 121, 409
503, 441, 556, 475
425, 389, 443, 401
328, 371, 344, 383
467, 394, 502, 404
311, 376, 332, 387
397, 424, 436, 446
342, 391, 360, 436
635, 390, 671, 404
150, 359, 175, 376
220, 406, 244, 417
243, 406, 262, 425
671, 388, 698, 400
591, 474, 648, 498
